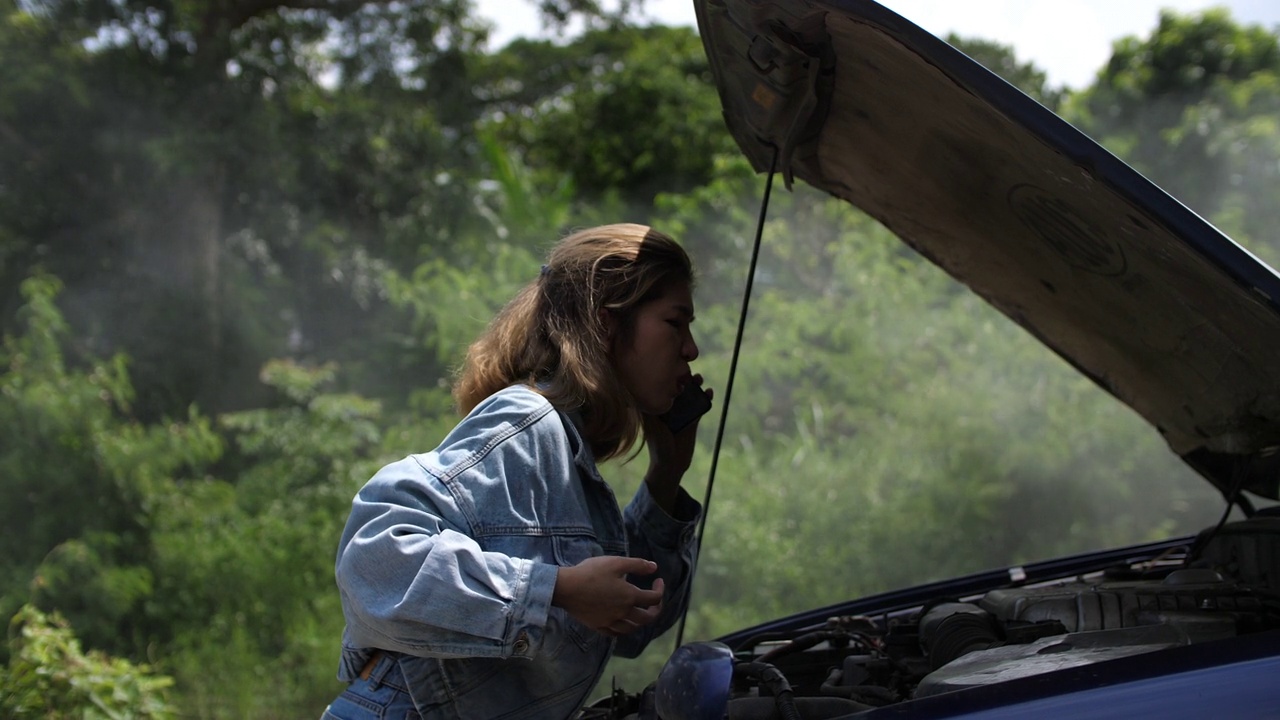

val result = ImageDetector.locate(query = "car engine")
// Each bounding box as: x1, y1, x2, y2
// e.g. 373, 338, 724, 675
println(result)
581, 515, 1280, 719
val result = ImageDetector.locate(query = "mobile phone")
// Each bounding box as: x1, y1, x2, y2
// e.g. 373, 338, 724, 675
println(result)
660, 382, 712, 433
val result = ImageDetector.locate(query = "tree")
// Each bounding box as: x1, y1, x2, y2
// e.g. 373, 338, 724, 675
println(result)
1072, 8, 1280, 258
478, 25, 739, 212
2, 0, 497, 419
946, 34, 1066, 112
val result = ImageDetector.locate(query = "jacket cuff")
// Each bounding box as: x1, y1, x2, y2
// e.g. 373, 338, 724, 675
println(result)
629, 483, 701, 550
507, 559, 558, 659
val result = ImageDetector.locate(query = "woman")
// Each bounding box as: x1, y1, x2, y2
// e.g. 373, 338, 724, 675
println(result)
322, 224, 710, 719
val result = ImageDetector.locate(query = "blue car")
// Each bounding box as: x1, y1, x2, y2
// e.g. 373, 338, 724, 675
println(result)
580, 1, 1280, 718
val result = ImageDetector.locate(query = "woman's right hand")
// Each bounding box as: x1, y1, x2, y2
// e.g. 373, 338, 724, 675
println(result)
552, 556, 666, 637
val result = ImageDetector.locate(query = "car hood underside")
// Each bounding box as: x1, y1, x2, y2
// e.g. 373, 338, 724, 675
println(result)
695, 0, 1280, 500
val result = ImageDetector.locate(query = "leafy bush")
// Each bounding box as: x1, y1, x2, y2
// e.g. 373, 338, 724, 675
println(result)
0, 604, 174, 719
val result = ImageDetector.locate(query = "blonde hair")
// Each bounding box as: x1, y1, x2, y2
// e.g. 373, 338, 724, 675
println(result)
453, 223, 694, 461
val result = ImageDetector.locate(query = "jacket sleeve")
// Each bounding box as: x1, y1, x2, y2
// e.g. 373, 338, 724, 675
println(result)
614, 482, 702, 659
334, 456, 559, 661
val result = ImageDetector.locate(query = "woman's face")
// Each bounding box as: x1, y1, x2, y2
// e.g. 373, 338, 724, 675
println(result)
612, 281, 700, 415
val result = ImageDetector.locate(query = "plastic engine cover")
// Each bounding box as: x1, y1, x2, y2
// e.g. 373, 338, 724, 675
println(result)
914, 625, 1188, 697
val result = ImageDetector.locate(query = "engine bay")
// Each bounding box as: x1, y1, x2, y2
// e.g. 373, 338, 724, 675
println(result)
582, 515, 1280, 719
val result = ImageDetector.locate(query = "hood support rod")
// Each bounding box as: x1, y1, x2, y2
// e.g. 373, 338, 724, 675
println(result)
675, 146, 779, 649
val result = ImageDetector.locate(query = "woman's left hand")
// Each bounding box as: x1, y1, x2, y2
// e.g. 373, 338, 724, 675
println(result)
642, 376, 712, 513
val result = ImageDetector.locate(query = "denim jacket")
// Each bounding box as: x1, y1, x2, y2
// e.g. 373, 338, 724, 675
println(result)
333, 384, 701, 719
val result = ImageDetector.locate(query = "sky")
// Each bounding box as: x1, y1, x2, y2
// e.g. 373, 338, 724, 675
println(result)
474, 0, 1280, 90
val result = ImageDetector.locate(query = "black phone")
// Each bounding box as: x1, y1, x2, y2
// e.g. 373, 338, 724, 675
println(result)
660, 382, 712, 433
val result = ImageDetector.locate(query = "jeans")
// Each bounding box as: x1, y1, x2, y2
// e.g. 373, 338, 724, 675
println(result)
321, 652, 420, 720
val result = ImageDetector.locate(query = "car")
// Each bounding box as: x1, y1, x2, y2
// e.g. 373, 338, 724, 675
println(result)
576, 0, 1280, 718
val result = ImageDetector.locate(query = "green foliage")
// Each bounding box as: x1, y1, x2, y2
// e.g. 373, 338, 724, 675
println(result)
383, 133, 574, 386
665, 185, 1221, 648
480, 25, 738, 209
4, 0, 1278, 714
947, 34, 1066, 111
151, 360, 386, 717
0, 0, 510, 420
0, 604, 175, 719
1071, 8, 1280, 260
1, 275, 386, 716
474, 125, 576, 244
598, 165, 1225, 693
1, 275, 221, 656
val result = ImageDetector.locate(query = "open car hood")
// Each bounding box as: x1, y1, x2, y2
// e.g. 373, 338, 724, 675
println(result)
695, 0, 1280, 500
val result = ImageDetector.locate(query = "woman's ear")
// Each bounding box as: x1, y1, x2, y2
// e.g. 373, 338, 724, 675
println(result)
597, 307, 614, 339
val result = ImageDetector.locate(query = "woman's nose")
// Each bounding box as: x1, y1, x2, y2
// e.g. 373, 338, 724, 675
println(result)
683, 331, 700, 361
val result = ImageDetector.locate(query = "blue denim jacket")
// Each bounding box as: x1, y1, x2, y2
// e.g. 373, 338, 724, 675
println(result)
333, 384, 701, 719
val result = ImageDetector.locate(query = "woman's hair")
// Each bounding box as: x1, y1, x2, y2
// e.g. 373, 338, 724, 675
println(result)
453, 223, 694, 461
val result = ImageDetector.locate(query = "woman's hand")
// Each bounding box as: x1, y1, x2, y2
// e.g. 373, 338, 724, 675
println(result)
552, 556, 666, 637
643, 375, 712, 513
